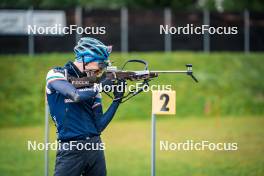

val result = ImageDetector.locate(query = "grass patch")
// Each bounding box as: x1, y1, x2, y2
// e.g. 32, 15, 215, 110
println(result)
0, 117, 263, 175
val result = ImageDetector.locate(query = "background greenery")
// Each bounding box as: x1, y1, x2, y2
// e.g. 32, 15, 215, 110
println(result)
0, 117, 263, 176
0, 52, 263, 127
0, 52, 263, 175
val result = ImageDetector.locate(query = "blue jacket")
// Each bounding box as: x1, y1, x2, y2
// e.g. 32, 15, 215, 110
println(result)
46, 61, 120, 141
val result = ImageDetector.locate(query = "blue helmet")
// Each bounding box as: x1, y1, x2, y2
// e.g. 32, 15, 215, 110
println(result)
74, 37, 112, 63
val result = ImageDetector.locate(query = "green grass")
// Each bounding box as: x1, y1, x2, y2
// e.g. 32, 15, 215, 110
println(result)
0, 52, 263, 175
0, 52, 264, 126
0, 117, 263, 176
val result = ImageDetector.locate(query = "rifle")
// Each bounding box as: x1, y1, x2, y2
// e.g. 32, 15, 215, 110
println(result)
66, 59, 198, 103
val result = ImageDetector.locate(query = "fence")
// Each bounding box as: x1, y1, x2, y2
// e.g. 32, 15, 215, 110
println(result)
0, 8, 263, 54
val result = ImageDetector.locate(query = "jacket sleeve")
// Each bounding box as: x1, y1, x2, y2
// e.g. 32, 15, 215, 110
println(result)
46, 69, 97, 102
92, 95, 121, 132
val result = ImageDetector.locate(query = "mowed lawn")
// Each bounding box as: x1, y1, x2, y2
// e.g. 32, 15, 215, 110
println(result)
0, 117, 263, 176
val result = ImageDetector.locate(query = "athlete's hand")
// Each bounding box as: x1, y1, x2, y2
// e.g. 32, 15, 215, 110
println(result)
113, 79, 126, 102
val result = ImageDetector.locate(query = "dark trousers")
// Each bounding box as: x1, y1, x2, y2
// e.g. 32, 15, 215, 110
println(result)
54, 136, 106, 176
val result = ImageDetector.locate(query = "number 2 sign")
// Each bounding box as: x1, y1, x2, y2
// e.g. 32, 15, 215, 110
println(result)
152, 90, 176, 115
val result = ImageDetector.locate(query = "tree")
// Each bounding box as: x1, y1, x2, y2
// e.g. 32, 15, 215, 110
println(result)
223, 0, 264, 11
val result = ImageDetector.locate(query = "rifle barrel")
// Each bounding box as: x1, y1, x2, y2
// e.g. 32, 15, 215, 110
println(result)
150, 70, 189, 73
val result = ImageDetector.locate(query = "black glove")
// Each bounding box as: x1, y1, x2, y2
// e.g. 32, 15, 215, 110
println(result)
100, 77, 114, 88
113, 79, 126, 102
